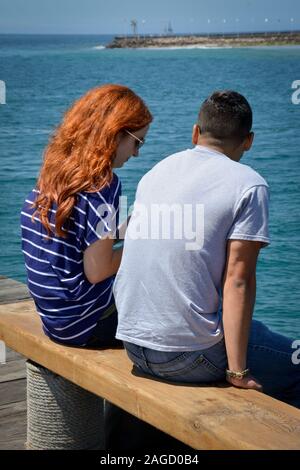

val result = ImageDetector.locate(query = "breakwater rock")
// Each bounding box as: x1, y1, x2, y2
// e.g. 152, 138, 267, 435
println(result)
106, 32, 300, 49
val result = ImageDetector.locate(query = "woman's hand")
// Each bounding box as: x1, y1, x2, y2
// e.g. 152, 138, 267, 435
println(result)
226, 373, 263, 391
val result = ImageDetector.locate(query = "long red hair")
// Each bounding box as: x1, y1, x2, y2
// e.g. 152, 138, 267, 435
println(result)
33, 84, 153, 237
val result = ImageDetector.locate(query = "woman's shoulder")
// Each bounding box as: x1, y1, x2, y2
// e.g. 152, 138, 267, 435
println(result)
21, 188, 39, 214
77, 173, 121, 207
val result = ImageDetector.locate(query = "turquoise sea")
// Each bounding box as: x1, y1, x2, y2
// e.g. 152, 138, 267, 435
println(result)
0, 34, 299, 337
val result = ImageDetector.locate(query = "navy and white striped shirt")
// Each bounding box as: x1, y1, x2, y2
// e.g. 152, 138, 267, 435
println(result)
21, 173, 121, 346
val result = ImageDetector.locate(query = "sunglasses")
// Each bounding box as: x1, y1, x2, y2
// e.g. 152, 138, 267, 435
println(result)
125, 130, 145, 149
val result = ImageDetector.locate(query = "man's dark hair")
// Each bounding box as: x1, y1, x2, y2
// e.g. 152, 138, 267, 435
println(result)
198, 90, 252, 143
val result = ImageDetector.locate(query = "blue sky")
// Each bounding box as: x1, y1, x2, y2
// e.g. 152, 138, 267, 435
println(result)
0, 0, 299, 34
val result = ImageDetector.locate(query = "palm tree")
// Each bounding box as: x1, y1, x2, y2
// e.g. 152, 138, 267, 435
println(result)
130, 19, 138, 37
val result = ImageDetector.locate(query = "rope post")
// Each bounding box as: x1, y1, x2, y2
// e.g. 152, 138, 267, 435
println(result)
26, 360, 104, 449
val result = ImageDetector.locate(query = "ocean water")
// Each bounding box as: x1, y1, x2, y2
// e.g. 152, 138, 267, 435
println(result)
0, 34, 299, 337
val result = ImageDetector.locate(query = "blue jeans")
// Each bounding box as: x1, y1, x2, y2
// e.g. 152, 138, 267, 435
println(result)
124, 320, 300, 409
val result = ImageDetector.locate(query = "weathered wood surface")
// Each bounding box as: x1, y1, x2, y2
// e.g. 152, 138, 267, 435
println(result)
0, 277, 28, 450
0, 276, 31, 305
0, 399, 26, 450
0, 348, 26, 450
1, 299, 300, 450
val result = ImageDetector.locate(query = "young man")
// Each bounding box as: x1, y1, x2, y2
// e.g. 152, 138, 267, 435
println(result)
114, 90, 300, 408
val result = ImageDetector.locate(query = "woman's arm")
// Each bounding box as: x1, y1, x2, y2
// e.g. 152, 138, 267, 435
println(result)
83, 237, 123, 284
84, 215, 131, 282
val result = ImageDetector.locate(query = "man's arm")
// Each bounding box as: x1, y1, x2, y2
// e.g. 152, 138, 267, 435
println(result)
222, 239, 263, 391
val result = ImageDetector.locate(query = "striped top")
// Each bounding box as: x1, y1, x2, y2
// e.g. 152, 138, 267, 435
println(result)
21, 174, 121, 346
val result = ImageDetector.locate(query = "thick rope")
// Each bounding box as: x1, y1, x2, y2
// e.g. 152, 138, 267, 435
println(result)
26, 360, 104, 449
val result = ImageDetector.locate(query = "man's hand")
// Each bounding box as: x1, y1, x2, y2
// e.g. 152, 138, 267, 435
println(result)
226, 373, 263, 391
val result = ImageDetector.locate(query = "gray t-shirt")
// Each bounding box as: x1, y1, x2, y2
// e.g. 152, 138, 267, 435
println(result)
114, 145, 270, 351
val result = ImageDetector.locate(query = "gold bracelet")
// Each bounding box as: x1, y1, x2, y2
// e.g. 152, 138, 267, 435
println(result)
226, 368, 250, 379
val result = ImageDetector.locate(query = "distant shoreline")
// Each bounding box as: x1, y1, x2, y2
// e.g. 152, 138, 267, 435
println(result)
106, 31, 300, 49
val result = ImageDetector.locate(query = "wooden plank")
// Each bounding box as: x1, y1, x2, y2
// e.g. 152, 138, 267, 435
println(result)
0, 270, 27, 453
0, 277, 31, 305
0, 358, 27, 383
0, 400, 26, 450
0, 300, 300, 450
5, 347, 24, 363
0, 379, 26, 407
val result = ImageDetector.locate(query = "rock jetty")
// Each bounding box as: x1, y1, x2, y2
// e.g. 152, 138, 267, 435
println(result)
106, 31, 300, 49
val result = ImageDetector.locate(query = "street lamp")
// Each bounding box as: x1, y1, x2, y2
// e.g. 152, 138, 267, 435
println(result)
290, 17, 294, 35
250, 17, 255, 37
222, 18, 226, 39
207, 18, 211, 38
264, 17, 269, 36
142, 19, 146, 39
123, 18, 127, 39
235, 18, 239, 38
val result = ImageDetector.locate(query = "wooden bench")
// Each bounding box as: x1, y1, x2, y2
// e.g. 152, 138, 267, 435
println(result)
0, 283, 300, 449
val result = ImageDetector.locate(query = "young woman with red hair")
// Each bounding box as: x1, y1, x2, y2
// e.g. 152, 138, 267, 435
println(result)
21, 84, 152, 347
